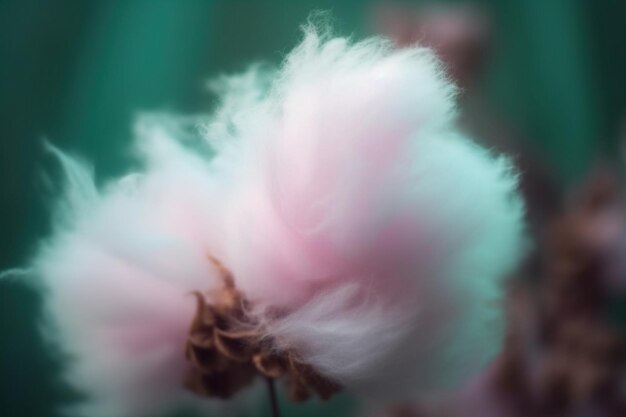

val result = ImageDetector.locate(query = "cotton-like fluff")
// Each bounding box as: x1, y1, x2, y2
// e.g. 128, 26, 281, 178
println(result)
206, 28, 525, 396
30, 25, 525, 417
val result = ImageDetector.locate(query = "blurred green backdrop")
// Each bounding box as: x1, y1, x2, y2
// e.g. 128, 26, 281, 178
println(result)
1, 0, 625, 416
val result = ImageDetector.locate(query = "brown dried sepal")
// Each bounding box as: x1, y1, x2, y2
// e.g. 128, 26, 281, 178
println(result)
184, 256, 342, 401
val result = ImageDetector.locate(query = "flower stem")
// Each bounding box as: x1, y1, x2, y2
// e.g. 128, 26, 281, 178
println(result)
266, 378, 281, 417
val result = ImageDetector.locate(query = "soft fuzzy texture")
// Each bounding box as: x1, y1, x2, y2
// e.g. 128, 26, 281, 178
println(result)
31, 25, 525, 417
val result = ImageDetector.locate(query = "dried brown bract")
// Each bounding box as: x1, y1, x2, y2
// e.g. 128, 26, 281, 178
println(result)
183, 256, 341, 401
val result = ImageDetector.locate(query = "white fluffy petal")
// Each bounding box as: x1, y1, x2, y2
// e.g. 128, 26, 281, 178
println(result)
31, 25, 525, 416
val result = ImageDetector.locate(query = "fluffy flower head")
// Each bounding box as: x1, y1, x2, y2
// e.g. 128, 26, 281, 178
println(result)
31, 24, 525, 417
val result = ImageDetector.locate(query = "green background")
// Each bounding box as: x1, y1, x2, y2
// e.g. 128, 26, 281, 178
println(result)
1, 0, 625, 416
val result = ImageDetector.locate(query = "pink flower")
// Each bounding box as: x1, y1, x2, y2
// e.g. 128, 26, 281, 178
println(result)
31, 25, 525, 417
